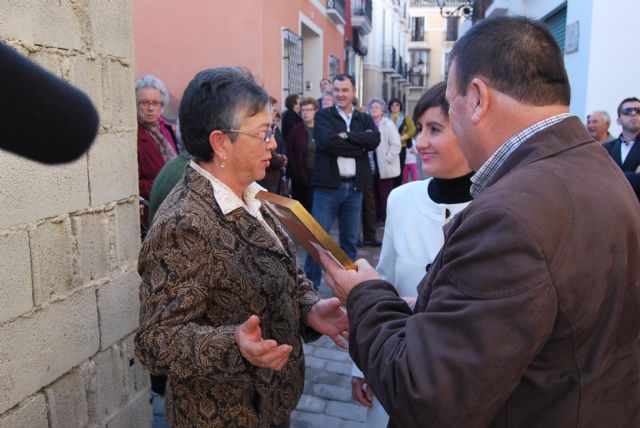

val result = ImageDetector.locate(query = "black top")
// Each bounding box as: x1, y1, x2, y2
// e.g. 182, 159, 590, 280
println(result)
428, 172, 474, 204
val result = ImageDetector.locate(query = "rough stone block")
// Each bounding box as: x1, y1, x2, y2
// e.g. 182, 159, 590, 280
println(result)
0, 393, 48, 428
93, 345, 125, 422
87, 0, 133, 59
97, 269, 140, 350
291, 410, 344, 427
0, 152, 90, 230
30, 217, 75, 305
314, 347, 350, 362
325, 401, 366, 422
311, 383, 352, 402
105, 390, 152, 428
99, 59, 136, 130
114, 201, 141, 266
305, 356, 326, 370
45, 367, 89, 428
72, 210, 111, 282
66, 53, 104, 120
121, 334, 150, 398
0, 288, 99, 414
295, 394, 327, 413
326, 360, 353, 376
0, 1, 84, 50
0, 229, 32, 323
88, 132, 138, 207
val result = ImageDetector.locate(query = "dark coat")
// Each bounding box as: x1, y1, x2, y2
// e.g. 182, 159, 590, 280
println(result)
286, 122, 312, 186
347, 117, 640, 428
311, 106, 380, 190
603, 136, 640, 199
281, 108, 302, 141
135, 166, 321, 427
137, 118, 177, 200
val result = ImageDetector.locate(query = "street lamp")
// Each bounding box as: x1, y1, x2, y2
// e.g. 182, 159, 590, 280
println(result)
436, 0, 473, 18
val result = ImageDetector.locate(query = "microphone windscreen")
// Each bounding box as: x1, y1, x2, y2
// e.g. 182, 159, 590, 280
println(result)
0, 43, 100, 164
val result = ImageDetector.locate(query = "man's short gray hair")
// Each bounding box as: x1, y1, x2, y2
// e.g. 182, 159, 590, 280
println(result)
135, 75, 170, 107
591, 110, 611, 125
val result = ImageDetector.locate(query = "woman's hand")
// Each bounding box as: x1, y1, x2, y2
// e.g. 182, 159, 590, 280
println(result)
307, 298, 349, 349
235, 315, 292, 371
352, 376, 374, 407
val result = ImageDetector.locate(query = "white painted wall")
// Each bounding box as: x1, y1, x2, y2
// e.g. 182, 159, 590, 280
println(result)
486, 0, 639, 136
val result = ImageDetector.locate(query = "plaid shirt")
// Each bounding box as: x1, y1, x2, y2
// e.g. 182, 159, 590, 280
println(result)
470, 113, 572, 198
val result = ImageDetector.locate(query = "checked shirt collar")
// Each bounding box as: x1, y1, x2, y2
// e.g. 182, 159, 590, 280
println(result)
470, 113, 572, 198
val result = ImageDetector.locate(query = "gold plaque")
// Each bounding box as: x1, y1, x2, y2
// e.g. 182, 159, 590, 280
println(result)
257, 191, 357, 270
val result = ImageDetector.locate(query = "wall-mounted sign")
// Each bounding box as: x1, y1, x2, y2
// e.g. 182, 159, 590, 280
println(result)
566, 21, 579, 54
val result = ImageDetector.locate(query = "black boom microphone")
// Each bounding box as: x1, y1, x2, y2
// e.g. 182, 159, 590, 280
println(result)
0, 42, 100, 164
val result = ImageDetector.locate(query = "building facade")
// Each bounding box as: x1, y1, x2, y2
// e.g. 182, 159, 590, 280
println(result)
405, 1, 471, 115
481, 0, 639, 136
362, 0, 412, 106
134, 0, 349, 114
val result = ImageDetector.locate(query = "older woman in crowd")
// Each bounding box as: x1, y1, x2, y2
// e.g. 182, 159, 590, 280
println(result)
367, 97, 401, 222
286, 97, 318, 211
135, 67, 348, 428
135, 75, 178, 226
352, 82, 473, 427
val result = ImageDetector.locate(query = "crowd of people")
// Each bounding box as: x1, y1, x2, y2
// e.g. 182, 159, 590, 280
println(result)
133, 16, 640, 428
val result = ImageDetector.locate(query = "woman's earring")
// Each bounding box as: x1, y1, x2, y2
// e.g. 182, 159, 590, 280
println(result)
220, 155, 227, 169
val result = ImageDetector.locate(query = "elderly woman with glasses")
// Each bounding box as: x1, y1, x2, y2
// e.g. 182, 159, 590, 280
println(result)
367, 97, 402, 222
135, 75, 178, 226
135, 67, 348, 428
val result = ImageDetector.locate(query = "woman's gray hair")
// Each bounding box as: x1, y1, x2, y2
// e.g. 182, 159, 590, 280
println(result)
367, 97, 386, 113
135, 75, 170, 107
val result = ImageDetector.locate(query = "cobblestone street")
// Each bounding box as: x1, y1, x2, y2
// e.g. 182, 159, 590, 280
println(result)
292, 227, 382, 427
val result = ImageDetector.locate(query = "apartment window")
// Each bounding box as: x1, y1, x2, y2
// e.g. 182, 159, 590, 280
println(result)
282, 29, 303, 96
446, 16, 459, 42
329, 55, 341, 80
410, 49, 429, 86
411, 16, 425, 42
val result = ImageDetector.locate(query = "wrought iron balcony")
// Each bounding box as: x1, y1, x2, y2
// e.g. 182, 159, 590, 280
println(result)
351, 0, 372, 35
327, 0, 346, 25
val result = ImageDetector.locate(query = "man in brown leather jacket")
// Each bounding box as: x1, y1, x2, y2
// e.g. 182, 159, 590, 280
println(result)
320, 16, 640, 428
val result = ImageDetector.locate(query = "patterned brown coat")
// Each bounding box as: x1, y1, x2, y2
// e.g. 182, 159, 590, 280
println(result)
135, 166, 321, 427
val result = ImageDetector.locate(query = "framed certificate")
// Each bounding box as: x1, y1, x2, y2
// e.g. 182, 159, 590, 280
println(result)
257, 191, 357, 270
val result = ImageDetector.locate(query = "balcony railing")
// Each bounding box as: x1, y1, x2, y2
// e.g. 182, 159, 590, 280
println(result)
351, 0, 373, 34
327, 0, 346, 25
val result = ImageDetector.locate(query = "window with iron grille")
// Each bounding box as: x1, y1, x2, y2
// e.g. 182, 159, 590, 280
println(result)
410, 49, 429, 86
329, 55, 341, 80
282, 29, 303, 96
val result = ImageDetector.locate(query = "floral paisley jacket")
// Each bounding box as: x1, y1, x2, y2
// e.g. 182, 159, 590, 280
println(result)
135, 166, 321, 427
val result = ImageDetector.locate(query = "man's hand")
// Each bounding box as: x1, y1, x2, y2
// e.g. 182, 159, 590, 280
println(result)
235, 315, 292, 371
352, 376, 374, 407
307, 298, 349, 349
318, 251, 380, 305
338, 132, 348, 139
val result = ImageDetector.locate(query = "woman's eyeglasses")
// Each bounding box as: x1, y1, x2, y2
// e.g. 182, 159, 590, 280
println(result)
221, 125, 275, 143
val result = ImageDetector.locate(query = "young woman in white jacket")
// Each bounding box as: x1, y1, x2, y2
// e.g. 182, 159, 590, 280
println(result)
352, 82, 474, 427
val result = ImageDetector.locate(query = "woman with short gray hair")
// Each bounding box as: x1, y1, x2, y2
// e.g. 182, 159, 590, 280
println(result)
135, 74, 177, 227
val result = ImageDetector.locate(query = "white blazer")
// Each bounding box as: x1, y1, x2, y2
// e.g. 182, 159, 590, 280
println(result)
375, 117, 401, 179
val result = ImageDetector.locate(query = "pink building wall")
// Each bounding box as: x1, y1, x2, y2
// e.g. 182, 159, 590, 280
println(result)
134, 0, 345, 104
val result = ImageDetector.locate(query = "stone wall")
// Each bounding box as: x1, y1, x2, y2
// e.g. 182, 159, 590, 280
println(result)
0, 1, 151, 426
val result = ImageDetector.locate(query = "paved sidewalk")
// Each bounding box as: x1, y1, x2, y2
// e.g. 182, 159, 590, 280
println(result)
292, 230, 382, 428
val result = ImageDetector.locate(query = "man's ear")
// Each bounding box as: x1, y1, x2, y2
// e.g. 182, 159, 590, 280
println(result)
209, 130, 227, 160
617, 116, 622, 127
468, 77, 490, 124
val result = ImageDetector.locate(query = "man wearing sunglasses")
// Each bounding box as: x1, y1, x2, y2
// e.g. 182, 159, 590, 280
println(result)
603, 97, 640, 200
